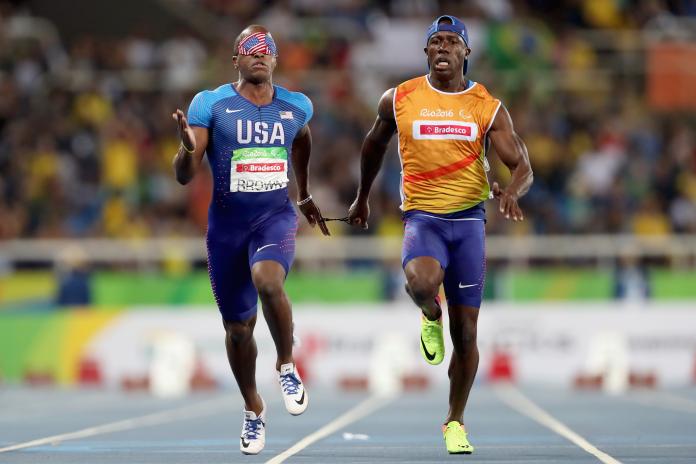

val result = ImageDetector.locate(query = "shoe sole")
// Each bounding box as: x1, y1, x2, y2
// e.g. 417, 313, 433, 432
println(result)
408, 284, 445, 365
420, 331, 444, 365
420, 347, 444, 365
241, 442, 264, 455
421, 341, 445, 366
286, 392, 308, 416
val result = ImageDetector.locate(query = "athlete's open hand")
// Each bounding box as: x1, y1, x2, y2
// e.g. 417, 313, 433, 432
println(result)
172, 109, 196, 153
492, 181, 524, 221
299, 198, 331, 236
348, 197, 370, 230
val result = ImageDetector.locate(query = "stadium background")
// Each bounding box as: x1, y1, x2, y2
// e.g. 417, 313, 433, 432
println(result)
1, 0, 696, 392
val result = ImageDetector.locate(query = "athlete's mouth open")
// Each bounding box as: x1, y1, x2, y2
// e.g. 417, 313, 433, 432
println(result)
434, 57, 450, 70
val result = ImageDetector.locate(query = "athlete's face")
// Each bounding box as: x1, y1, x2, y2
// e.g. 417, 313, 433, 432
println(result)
424, 31, 470, 80
234, 52, 277, 84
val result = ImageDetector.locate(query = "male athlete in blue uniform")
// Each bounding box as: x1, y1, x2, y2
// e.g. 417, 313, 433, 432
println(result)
172, 25, 330, 455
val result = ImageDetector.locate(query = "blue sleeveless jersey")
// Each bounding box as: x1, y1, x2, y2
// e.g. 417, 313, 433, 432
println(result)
187, 83, 313, 229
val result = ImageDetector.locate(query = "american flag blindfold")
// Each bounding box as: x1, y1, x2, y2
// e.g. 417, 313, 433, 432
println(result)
237, 32, 277, 56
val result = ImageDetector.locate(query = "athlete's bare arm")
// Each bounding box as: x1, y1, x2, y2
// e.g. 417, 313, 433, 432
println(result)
172, 109, 209, 185
291, 125, 330, 236
488, 105, 533, 221
348, 88, 397, 229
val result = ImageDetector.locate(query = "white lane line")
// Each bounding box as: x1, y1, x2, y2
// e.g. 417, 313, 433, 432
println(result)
266, 393, 396, 464
627, 391, 696, 414
0, 396, 230, 453
496, 385, 622, 464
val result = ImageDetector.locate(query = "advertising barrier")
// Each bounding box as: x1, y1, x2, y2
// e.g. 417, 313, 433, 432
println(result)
78, 302, 696, 390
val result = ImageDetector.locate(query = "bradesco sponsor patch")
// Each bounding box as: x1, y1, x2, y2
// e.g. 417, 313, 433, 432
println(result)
230, 147, 288, 192
236, 163, 284, 173
412, 120, 478, 141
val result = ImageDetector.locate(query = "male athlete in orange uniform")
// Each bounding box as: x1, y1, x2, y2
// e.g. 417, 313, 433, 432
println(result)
348, 15, 533, 454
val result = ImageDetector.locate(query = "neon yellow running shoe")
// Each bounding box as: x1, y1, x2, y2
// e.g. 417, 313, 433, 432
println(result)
442, 421, 474, 454
420, 314, 444, 365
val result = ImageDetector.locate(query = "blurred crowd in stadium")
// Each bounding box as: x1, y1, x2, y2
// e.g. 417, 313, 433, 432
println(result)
1, 0, 696, 241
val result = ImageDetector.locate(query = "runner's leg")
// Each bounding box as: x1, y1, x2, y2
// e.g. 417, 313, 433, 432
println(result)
207, 233, 263, 414
249, 210, 297, 370
223, 316, 264, 415
445, 306, 479, 423
442, 219, 485, 424
402, 215, 448, 320
251, 261, 293, 369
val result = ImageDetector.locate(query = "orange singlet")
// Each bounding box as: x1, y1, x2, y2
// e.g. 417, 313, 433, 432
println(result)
393, 75, 502, 214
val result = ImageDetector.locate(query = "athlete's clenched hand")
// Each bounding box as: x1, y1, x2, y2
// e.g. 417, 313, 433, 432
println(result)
491, 181, 524, 222
299, 199, 330, 236
348, 197, 370, 230
172, 109, 196, 153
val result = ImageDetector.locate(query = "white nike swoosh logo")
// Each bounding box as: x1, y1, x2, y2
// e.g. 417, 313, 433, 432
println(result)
256, 244, 277, 252
458, 283, 477, 289
226, 108, 243, 113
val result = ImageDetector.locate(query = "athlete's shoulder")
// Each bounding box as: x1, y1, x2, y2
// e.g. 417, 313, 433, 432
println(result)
275, 86, 312, 111
188, 84, 237, 128
396, 75, 427, 91
191, 84, 237, 107
211, 83, 238, 97
275, 85, 313, 124
394, 75, 427, 104
468, 81, 500, 103
188, 84, 237, 127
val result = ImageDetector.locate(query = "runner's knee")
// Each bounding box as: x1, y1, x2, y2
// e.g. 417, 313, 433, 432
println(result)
254, 277, 284, 301
407, 274, 440, 303
251, 263, 286, 302
224, 320, 254, 344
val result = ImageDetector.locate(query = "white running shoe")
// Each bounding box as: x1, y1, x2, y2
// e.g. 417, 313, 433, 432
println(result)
240, 397, 266, 455
278, 363, 308, 415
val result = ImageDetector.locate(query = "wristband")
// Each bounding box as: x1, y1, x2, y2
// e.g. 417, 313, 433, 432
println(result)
296, 194, 313, 206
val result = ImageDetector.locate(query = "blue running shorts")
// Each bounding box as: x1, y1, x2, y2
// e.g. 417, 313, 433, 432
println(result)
402, 206, 486, 308
206, 204, 297, 322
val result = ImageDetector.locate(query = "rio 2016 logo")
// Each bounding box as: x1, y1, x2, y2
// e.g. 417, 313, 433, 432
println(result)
420, 108, 453, 117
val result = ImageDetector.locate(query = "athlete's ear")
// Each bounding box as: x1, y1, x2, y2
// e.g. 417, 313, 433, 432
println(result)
232, 55, 239, 69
